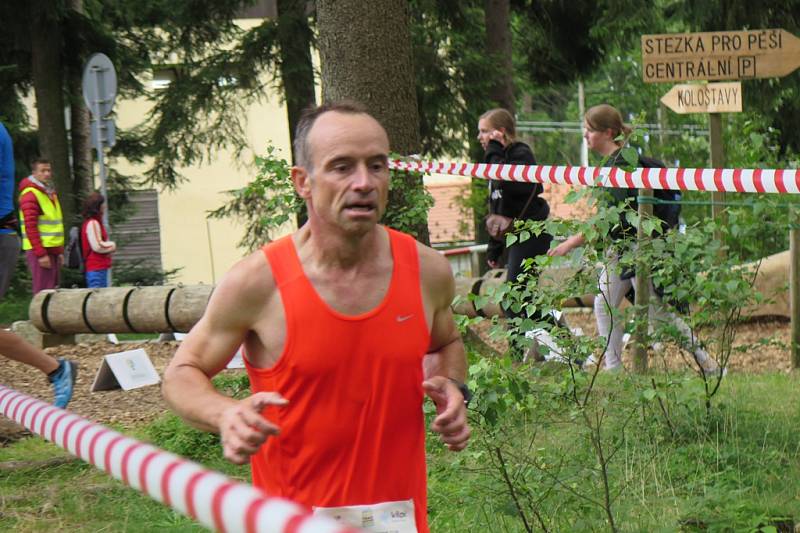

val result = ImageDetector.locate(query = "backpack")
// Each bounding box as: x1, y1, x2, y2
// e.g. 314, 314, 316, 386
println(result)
65, 225, 84, 271
638, 155, 681, 230
0, 210, 18, 232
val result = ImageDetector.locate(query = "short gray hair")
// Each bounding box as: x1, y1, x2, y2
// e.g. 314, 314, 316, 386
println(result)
293, 100, 371, 170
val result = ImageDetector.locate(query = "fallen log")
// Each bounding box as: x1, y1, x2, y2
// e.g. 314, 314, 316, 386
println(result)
26, 250, 790, 334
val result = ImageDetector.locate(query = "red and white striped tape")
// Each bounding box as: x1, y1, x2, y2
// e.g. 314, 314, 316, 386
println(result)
0, 385, 360, 533
389, 159, 800, 194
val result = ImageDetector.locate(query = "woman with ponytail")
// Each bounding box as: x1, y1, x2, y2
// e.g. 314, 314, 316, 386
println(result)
550, 104, 720, 374
478, 108, 552, 357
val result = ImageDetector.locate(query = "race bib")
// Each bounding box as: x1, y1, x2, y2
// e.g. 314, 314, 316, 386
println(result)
313, 499, 417, 533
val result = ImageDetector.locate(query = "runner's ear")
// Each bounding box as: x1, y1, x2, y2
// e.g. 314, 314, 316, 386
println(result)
291, 166, 312, 199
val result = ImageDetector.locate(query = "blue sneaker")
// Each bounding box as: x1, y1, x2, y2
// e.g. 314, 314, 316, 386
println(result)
48, 359, 77, 409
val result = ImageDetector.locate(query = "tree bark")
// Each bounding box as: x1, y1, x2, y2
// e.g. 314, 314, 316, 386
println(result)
277, 0, 317, 161
316, 0, 420, 154
484, 0, 515, 113
67, 0, 93, 204
277, 0, 316, 227
316, 0, 429, 243
30, 0, 75, 225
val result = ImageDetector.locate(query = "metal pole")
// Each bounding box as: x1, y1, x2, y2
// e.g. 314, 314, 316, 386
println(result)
791, 206, 800, 368
91, 66, 111, 286
92, 67, 110, 231
578, 80, 588, 167
633, 190, 653, 373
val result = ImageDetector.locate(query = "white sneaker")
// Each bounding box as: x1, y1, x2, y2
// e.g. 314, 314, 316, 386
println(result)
701, 361, 727, 378
524, 328, 567, 363
580, 355, 599, 372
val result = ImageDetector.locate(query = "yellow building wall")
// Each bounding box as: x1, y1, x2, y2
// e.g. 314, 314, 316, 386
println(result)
114, 93, 294, 284
20, 17, 298, 285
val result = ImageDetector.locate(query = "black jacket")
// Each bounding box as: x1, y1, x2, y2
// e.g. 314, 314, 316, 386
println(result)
484, 139, 549, 264
485, 140, 549, 221
602, 150, 678, 241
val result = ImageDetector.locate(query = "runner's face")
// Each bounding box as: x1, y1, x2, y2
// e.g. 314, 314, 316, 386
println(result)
302, 112, 390, 234
32, 163, 52, 184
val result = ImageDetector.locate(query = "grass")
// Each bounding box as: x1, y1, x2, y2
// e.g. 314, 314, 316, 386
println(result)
115, 333, 160, 341
2, 364, 800, 531
0, 373, 252, 532
0, 291, 31, 327
0, 439, 206, 532
425, 370, 800, 532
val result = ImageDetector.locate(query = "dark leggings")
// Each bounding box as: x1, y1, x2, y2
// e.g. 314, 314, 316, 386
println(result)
505, 231, 553, 315
504, 230, 554, 357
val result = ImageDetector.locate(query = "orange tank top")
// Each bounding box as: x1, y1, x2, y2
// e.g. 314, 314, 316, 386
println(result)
245, 227, 431, 532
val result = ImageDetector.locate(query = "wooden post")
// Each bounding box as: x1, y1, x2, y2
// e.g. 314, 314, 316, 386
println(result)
791, 207, 800, 368
709, 113, 726, 251
470, 249, 481, 278
634, 189, 654, 373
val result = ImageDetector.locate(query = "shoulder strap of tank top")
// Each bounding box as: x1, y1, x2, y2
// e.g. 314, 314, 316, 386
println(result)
261, 235, 302, 288
385, 227, 420, 275
263, 228, 420, 287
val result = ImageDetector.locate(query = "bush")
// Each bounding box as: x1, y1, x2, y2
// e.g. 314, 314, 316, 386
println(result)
144, 373, 251, 467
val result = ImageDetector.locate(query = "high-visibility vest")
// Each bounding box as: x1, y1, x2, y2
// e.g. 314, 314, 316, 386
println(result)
19, 187, 64, 250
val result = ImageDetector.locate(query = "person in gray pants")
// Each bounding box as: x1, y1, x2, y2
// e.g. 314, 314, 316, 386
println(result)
0, 122, 19, 298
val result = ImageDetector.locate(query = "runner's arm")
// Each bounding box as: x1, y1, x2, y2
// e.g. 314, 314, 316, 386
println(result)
418, 245, 470, 451
420, 246, 466, 382
162, 253, 274, 433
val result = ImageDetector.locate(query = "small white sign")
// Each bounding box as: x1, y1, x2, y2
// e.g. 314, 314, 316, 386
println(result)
226, 346, 246, 369
91, 348, 161, 392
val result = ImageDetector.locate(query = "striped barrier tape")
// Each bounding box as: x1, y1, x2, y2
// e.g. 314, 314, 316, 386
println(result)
389, 159, 800, 194
0, 385, 360, 533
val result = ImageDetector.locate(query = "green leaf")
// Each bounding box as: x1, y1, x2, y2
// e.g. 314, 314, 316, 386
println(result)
621, 147, 639, 169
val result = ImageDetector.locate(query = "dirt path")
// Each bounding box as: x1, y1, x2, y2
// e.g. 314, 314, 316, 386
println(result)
0, 340, 243, 443
473, 312, 793, 372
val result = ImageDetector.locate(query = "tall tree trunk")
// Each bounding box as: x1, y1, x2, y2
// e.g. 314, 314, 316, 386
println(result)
316, 0, 420, 153
67, 0, 93, 204
277, 0, 316, 161
277, 0, 316, 227
30, 0, 74, 226
484, 0, 515, 113
316, 0, 429, 243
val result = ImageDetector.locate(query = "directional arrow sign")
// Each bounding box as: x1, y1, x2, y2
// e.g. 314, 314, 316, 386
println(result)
642, 29, 800, 83
660, 82, 742, 114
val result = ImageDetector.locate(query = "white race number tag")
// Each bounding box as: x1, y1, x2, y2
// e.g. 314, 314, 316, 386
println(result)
313, 498, 417, 533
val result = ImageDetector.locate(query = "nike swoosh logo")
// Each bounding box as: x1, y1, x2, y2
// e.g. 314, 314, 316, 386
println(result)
396, 314, 414, 322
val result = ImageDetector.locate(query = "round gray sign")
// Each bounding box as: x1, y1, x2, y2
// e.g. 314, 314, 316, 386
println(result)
82, 53, 117, 118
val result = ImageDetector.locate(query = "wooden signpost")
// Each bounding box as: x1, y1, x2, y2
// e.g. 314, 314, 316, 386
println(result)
638, 28, 800, 371
642, 29, 800, 83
